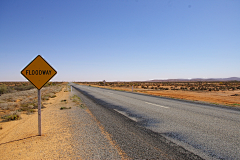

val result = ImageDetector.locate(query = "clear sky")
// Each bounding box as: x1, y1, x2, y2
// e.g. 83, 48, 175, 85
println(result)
0, 0, 239, 82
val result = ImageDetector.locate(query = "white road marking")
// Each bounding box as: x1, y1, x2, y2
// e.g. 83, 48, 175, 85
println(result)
145, 102, 169, 109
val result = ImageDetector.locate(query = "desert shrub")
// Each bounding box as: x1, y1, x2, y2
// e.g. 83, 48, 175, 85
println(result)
219, 82, 224, 85
41, 95, 50, 101
71, 95, 81, 103
1, 111, 21, 121
19, 102, 37, 111
27, 109, 36, 114
44, 82, 57, 87
0, 126, 2, 130
12, 85, 34, 91
27, 104, 35, 109
0, 84, 8, 94
190, 87, 195, 91
60, 107, 71, 110
47, 93, 56, 98
180, 87, 188, 90
0, 103, 9, 110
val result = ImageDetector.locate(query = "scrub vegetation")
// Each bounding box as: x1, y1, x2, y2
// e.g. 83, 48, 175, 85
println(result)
0, 82, 65, 122
0, 82, 61, 95
60, 107, 71, 110
1, 111, 21, 121
70, 94, 85, 108
79, 81, 240, 92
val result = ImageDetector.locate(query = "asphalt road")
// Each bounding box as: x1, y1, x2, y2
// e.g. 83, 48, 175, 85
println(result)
70, 83, 240, 159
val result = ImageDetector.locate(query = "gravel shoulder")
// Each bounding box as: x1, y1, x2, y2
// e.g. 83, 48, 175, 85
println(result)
0, 86, 123, 159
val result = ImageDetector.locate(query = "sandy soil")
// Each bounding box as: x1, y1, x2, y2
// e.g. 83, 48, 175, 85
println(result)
90, 85, 240, 107
0, 86, 123, 159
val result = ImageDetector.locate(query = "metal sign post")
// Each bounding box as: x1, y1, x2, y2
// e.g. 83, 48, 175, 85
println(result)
132, 85, 133, 92
38, 89, 41, 136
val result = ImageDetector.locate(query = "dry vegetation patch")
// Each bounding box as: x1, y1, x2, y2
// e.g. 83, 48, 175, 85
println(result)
0, 82, 65, 123
70, 94, 85, 108
60, 107, 71, 110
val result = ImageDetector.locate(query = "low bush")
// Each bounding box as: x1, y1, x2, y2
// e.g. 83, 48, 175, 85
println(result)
27, 109, 36, 115
1, 111, 21, 121
0, 103, 9, 110
70, 95, 81, 102
19, 102, 38, 112
0, 84, 8, 95
12, 85, 34, 91
60, 107, 71, 110
78, 104, 85, 108
41, 95, 50, 101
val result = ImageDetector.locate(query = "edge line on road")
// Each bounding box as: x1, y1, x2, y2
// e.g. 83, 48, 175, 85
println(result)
145, 102, 169, 109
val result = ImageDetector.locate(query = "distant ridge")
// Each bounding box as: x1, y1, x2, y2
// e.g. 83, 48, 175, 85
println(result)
146, 77, 240, 82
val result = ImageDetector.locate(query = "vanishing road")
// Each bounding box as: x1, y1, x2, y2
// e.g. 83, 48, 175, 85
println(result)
71, 83, 240, 160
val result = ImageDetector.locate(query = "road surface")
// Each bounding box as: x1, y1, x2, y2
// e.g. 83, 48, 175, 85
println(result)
71, 83, 240, 159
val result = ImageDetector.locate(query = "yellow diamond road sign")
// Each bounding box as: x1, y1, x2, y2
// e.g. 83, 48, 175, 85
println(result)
21, 55, 57, 90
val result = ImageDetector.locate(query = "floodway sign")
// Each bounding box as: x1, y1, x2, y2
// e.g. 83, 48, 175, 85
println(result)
21, 55, 57, 90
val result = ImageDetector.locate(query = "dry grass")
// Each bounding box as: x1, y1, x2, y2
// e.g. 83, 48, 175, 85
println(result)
64, 84, 71, 92
0, 84, 64, 120
78, 81, 240, 92
70, 95, 85, 108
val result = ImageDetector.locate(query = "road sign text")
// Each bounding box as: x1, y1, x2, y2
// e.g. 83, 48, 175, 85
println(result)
26, 70, 52, 75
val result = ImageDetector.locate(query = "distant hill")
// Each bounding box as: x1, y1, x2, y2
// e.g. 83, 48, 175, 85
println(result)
146, 77, 240, 82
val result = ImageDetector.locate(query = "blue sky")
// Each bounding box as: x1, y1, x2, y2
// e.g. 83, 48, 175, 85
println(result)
0, 0, 239, 81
